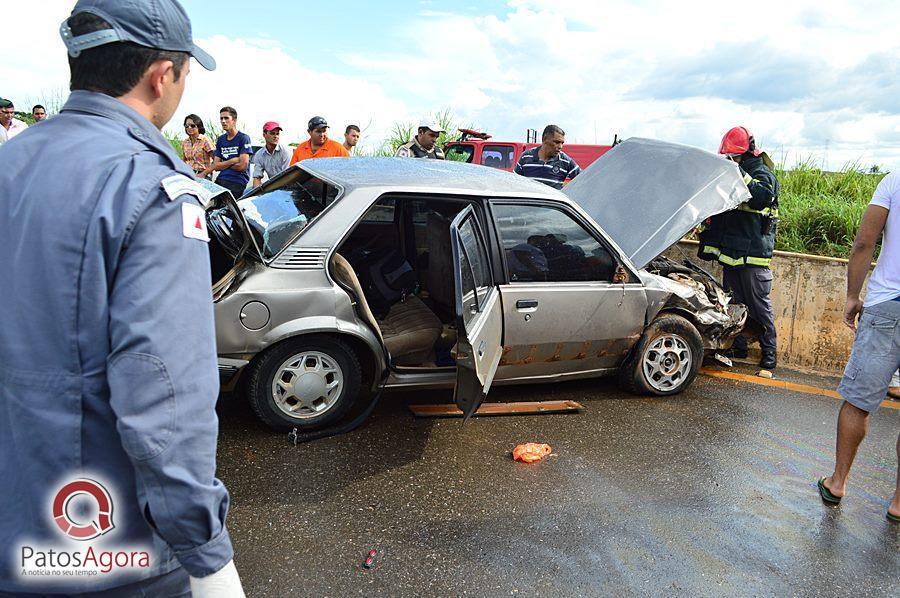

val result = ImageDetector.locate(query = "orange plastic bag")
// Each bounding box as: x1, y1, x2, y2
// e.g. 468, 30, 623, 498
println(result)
512, 443, 552, 463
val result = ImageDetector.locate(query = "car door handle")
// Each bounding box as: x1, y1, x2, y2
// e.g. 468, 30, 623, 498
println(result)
516, 299, 539, 309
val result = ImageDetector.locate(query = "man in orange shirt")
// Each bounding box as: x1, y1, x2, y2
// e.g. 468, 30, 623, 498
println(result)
289, 116, 350, 164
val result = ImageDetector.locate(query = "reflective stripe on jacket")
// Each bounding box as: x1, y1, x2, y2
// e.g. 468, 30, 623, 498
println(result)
698, 154, 779, 268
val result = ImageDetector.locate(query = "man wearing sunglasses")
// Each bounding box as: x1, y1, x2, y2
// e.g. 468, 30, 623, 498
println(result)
289, 116, 349, 164
0, 98, 28, 144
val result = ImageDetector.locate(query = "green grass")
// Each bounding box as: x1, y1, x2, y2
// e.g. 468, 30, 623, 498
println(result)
163, 130, 183, 157
364, 108, 470, 158
775, 160, 883, 258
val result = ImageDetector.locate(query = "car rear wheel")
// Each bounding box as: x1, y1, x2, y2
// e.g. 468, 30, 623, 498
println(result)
247, 335, 361, 432
619, 314, 703, 396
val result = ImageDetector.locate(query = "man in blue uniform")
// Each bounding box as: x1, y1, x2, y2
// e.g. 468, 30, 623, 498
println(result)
0, 1, 244, 595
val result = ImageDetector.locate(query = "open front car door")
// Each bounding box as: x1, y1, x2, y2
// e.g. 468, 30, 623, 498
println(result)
451, 205, 504, 419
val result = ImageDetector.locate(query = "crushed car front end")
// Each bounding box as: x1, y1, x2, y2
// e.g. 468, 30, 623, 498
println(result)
640, 256, 747, 350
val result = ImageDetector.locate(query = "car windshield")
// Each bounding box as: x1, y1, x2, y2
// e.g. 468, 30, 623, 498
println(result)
238, 178, 338, 260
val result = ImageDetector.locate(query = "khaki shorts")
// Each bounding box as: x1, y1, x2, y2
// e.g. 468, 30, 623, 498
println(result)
838, 299, 900, 413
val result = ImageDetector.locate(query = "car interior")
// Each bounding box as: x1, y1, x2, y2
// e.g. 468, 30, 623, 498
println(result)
330, 196, 471, 369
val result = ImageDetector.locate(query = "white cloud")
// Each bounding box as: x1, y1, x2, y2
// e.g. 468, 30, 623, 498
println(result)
3, 0, 900, 169
1, 2, 410, 153
348, 0, 900, 170
176, 35, 408, 151
1, 2, 71, 109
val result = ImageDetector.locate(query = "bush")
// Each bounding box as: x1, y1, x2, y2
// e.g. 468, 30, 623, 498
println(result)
369, 109, 470, 158
775, 160, 884, 258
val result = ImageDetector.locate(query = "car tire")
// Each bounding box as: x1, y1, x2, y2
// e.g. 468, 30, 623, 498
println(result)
618, 314, 703, 396
247, 335, 362, 432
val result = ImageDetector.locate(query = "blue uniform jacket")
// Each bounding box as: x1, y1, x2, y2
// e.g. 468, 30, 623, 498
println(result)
0, 91, 232, 593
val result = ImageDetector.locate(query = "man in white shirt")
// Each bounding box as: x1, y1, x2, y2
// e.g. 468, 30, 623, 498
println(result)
817, 170, 900, 523
0, 99, 27, 144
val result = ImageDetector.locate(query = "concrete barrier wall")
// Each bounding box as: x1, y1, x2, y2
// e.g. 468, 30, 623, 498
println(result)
664, 241, 874, 375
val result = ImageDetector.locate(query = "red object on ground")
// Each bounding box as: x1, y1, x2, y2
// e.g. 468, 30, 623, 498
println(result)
512, 443, 552, 463
363, 549, 377, 569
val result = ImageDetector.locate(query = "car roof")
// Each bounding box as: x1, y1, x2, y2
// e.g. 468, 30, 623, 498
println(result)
297, 156, 563, 198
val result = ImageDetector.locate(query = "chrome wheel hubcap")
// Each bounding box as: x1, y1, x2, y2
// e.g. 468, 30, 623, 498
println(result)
272, 351, 344, 419
641, 334, 691, 392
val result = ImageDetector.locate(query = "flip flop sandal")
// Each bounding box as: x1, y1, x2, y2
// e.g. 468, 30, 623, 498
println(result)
887, 511, 900, 523
817, 477, 842, 505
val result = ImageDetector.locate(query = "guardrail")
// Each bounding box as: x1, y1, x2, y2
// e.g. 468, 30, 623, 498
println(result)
666, 241, 874, 376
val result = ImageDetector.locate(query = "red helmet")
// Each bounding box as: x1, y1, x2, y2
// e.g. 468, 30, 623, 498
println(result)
718, 126, 760, 157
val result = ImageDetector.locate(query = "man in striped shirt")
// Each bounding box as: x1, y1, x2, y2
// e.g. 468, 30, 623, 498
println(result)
514, 124, 581, 189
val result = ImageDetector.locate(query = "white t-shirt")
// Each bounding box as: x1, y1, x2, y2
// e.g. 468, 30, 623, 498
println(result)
865, 170, 900, 307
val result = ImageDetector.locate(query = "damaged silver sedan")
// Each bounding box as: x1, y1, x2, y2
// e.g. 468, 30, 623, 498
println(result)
205, 138, 748, 431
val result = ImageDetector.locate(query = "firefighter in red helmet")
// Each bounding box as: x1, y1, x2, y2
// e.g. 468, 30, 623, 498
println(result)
699, 126, 780, 370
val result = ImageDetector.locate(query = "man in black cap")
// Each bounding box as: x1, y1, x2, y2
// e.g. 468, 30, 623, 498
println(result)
289, 115, 350, 164
0, 1, 243, 595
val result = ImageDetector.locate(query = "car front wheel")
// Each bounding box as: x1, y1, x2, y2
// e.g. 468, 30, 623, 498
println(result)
619, 314, 703, 396
247, 335, 361, 432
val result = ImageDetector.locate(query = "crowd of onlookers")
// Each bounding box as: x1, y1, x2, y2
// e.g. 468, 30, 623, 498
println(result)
177, 106, 365, 198
4, 96, 581, 195
177, 106, 473, 196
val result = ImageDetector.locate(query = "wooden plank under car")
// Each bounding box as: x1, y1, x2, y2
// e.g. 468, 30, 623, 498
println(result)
409, 400, 584, 418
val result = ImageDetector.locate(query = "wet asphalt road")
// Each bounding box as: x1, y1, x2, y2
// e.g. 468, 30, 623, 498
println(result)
215, 373, 899, 597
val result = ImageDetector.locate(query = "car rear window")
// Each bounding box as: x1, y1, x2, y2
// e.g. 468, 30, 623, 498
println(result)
239, 175, 340, 260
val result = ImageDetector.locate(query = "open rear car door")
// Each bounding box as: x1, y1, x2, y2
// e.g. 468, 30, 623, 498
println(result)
450, 205, 504, 419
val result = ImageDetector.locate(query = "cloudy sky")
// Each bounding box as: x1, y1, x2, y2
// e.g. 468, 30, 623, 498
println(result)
4, 0, 899, 170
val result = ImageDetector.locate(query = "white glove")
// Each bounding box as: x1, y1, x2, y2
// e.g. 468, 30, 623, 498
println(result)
189, 559, 245, 598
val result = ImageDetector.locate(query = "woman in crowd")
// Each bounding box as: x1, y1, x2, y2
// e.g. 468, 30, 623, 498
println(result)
181, 113, 213, 178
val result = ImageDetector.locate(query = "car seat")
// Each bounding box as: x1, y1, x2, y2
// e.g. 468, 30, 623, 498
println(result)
425, 211, 455, 313
331, 253, 442, 366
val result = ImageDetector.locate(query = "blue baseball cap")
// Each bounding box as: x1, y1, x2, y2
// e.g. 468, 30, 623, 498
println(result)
60, 0, 215, 71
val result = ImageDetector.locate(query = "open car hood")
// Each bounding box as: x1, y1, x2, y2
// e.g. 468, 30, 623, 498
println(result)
562, 137, 751, 269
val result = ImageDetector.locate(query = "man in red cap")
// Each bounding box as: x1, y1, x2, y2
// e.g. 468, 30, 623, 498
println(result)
251, 120, 290, 187
699, 126, 780, 370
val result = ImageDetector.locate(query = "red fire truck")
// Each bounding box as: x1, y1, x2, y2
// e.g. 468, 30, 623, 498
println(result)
443, 128, 617, 172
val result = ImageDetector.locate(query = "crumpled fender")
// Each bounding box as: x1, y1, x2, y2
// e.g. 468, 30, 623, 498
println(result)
639, 268, 746, 349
